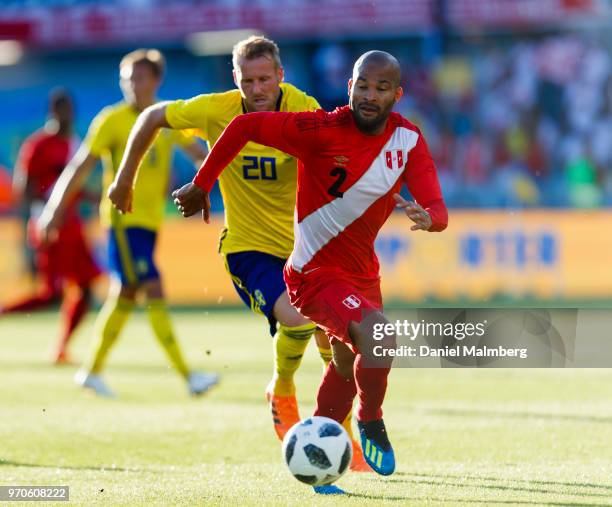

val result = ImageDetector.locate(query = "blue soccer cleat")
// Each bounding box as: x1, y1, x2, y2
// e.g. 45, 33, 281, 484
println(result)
357, 419, 395, 475
313, 484, 346, 495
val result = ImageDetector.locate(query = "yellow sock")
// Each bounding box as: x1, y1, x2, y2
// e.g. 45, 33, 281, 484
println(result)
271, 323, 315, 397
314, 328, 333, 368
318, 346, 333, 367
147, 299, 190, 378
89, 295, 135, 374
342, 410, 355, 440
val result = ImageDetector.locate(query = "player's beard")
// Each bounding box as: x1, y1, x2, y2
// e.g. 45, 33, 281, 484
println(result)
351, 101, 393, 135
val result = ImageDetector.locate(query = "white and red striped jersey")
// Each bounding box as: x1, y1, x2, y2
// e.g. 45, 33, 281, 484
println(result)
194, 105, 447, 279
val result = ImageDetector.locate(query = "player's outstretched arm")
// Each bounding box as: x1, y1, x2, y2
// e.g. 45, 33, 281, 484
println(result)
37, 144, 98, 243
172, 113, 268, 223
189, 113, 268, 194
174, 111, 312, 222
190, 111, 308, 193
108, 102, 171, 213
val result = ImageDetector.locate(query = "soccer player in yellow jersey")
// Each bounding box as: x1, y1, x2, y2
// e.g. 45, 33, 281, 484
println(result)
37, 49, 219, 398
108, 36, 368, 470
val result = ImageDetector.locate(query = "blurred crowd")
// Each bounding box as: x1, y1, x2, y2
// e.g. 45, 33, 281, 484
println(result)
403, 36, 612, 208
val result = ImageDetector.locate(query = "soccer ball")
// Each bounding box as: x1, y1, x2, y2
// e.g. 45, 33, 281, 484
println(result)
282, 416, 352, 486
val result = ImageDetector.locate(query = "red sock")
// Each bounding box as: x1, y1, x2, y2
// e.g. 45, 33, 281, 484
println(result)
1, 290, 59, 314
314, 362, 357, 423
354, 354, 390, 422
56, 288, 91, 357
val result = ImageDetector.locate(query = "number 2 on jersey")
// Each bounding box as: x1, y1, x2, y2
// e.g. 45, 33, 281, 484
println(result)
327, 167, 346, 198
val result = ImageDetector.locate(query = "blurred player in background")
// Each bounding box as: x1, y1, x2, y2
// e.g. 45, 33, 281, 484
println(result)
1, 89, 100, 365
38, 49, 218, 397
107, 36, 368, 470
174, 51, 448, 482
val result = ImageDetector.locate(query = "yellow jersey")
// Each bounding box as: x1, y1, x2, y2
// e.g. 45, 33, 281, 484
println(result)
85, 101, 190, 231
165, 83, 320, 259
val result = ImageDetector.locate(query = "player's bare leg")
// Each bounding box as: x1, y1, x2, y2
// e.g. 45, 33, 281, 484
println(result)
142, 279, 218, 396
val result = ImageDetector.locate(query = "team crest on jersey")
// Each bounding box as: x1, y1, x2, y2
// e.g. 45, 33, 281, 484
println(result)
342, 295, 361, 309
385, 149, 404, 170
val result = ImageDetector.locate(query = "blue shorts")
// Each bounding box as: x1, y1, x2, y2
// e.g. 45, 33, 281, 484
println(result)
107, 227, 160, 286
225, 251, 287, 336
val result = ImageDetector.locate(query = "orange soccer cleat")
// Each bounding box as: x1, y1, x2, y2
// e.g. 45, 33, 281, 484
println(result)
265, 382, 301, 441
349, 437, 372, 472
341, 413, 372, 472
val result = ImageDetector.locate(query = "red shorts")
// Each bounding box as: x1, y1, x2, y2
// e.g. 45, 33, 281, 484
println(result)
28, 215, 100, 289
284, 265, 382, 353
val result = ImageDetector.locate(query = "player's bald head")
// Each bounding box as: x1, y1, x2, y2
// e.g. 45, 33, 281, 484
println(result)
349, 50, 403, 135
353, 50, 401, 87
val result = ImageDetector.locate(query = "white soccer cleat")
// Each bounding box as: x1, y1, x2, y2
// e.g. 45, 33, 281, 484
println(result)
188, 371, 219, 396
74, 369, 116, 398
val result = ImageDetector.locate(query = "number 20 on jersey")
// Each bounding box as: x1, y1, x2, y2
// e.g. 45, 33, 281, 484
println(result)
242, 156, 277, 180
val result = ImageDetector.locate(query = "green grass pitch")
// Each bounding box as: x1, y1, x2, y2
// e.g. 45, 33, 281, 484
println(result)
1, 310, 612, 506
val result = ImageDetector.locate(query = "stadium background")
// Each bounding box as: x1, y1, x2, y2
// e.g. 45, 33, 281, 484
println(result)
1, 0, 611, 306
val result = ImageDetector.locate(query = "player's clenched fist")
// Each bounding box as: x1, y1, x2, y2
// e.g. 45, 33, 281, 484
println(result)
172, 182, 211, 223
107, 180, 133, 214
393, 193, 432, 231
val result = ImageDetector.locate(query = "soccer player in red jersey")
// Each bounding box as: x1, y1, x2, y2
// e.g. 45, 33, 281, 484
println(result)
3, 90, 101, 364
173, 51, 448, 478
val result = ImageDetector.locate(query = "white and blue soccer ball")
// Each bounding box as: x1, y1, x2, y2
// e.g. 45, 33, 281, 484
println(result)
282, 416, 352, 486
